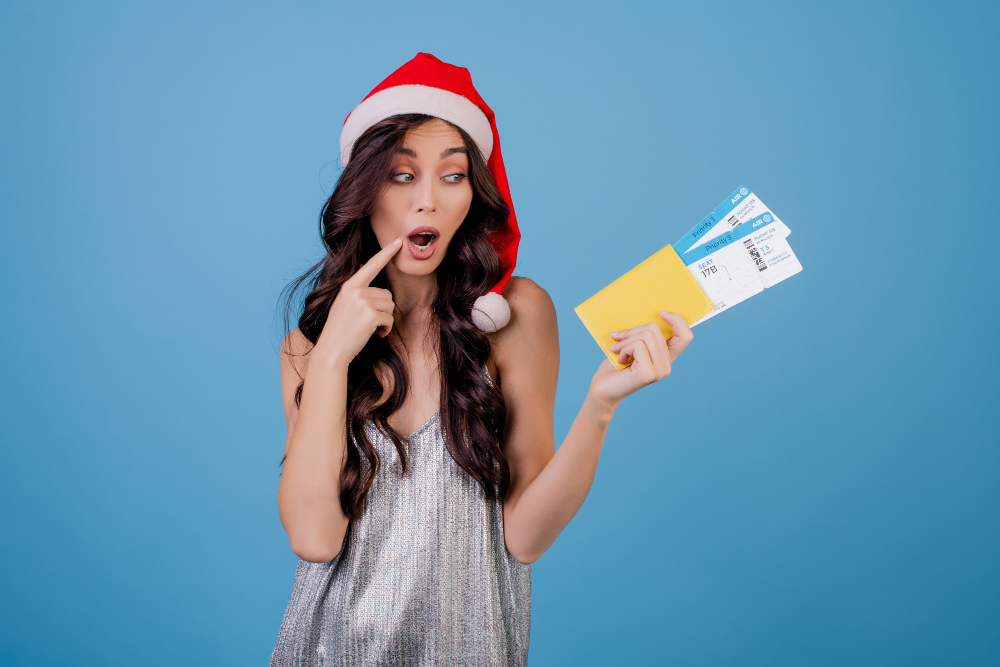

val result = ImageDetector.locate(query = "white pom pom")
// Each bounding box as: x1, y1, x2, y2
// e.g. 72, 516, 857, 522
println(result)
471, 292, 511, 333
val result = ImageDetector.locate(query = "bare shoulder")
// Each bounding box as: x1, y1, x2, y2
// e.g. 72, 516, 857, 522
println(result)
490, 276, 559, 371
506, 275, 557, 326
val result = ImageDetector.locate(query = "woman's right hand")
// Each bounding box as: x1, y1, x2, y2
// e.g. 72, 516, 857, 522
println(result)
315, 237, 403, 364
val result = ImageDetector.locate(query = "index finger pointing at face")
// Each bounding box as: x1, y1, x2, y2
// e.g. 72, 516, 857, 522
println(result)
351, 237, 403, 286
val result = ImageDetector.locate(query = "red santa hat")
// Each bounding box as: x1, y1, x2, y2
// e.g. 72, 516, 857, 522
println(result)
340, 52, 520, 333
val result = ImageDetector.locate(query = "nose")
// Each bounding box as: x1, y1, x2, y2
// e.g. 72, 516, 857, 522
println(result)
415, 176, 437, 213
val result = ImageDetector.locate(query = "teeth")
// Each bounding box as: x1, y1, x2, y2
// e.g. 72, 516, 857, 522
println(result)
411, 234, 436, 250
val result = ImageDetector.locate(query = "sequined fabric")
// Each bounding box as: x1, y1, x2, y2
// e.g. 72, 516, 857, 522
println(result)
269, 367, 531, 666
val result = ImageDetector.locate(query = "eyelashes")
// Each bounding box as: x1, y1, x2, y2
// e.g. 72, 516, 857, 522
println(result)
390, 173, 467, 184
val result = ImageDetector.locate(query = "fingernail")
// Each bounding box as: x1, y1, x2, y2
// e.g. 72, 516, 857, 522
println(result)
393, 237, 402, 246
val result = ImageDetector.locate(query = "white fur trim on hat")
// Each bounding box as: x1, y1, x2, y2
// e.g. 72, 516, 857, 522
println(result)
341, 84, 493, 167
471, 292, 510, 333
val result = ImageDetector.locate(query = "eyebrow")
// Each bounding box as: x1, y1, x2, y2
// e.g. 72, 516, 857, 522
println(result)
394, 146, 468, 159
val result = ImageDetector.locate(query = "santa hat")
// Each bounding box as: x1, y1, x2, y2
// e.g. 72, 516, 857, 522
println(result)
340, 52, 520, 333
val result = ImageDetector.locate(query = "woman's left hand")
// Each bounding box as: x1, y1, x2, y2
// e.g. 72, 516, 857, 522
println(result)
588, 311, 694, 409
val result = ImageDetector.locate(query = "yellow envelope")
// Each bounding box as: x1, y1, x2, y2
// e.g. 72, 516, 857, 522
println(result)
574, 244, 714, 370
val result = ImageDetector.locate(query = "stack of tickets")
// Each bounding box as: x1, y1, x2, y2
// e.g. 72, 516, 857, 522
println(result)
575, 186, 803, 369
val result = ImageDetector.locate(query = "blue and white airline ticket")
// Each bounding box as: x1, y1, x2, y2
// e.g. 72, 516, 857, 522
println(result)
683, 211, 803, 324
675, 186, 790, 256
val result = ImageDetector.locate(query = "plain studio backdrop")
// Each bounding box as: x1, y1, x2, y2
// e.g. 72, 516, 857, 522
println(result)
1, 1, 998, 665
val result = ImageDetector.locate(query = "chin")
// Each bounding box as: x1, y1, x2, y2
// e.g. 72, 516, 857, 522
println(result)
395, 255, 444, 275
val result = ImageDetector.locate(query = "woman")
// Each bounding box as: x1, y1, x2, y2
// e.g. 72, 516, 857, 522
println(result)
269, 53, 694, 666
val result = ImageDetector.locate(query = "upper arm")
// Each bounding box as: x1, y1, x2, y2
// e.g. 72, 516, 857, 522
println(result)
493, 277, 560, 512
280, 327, 313, 455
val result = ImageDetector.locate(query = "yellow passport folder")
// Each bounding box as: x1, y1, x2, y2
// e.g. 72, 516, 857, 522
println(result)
574, 244, 714, 370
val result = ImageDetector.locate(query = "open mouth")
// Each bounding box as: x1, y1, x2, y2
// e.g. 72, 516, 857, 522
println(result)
408, 232, 437, 250
406, 227, 440, 260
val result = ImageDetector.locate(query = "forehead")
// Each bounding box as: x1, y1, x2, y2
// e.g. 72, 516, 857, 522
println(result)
401, 118, 465, 148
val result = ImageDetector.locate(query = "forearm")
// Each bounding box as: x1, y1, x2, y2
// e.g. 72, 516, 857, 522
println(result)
277, 348, 351, 561
502, 392, 617, 563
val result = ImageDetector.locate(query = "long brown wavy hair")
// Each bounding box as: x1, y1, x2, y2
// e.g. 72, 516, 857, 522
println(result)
277, 113, 511, 519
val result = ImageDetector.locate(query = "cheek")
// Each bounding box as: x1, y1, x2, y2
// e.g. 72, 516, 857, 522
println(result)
442, 186, 474, 223
435, 189, 473, 254
370, 190, 409, 233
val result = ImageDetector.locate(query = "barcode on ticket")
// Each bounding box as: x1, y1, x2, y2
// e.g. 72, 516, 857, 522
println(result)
743, 238, 768, 272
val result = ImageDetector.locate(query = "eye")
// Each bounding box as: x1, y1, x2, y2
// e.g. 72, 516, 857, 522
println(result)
392, 172, 414, 183
444, 173, 467, 184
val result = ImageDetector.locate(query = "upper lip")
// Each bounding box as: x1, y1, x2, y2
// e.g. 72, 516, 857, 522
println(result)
407, 226, 440, 238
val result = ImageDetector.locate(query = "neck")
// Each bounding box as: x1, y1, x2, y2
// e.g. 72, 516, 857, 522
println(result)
385, 264, 437, 331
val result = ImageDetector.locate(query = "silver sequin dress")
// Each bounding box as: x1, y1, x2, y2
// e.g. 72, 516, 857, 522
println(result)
269, 367, 531, 666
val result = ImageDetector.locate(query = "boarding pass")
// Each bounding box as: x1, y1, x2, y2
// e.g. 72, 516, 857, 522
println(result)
683, 211, 803, 325
675, 186, 791, 256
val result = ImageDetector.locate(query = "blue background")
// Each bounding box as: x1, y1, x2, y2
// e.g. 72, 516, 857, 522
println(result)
2, 1, 998, 664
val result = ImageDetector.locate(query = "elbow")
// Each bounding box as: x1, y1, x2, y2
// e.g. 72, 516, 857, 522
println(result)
288, 528, 347, 563
505, 537, 543, 565
278, 495, 349, 563
502, 514, 545, 564
290, 536, 343, 563
508, 547, 541, 565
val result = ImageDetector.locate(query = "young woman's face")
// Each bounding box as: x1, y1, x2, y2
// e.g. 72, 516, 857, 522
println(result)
369, 118, 474, 276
